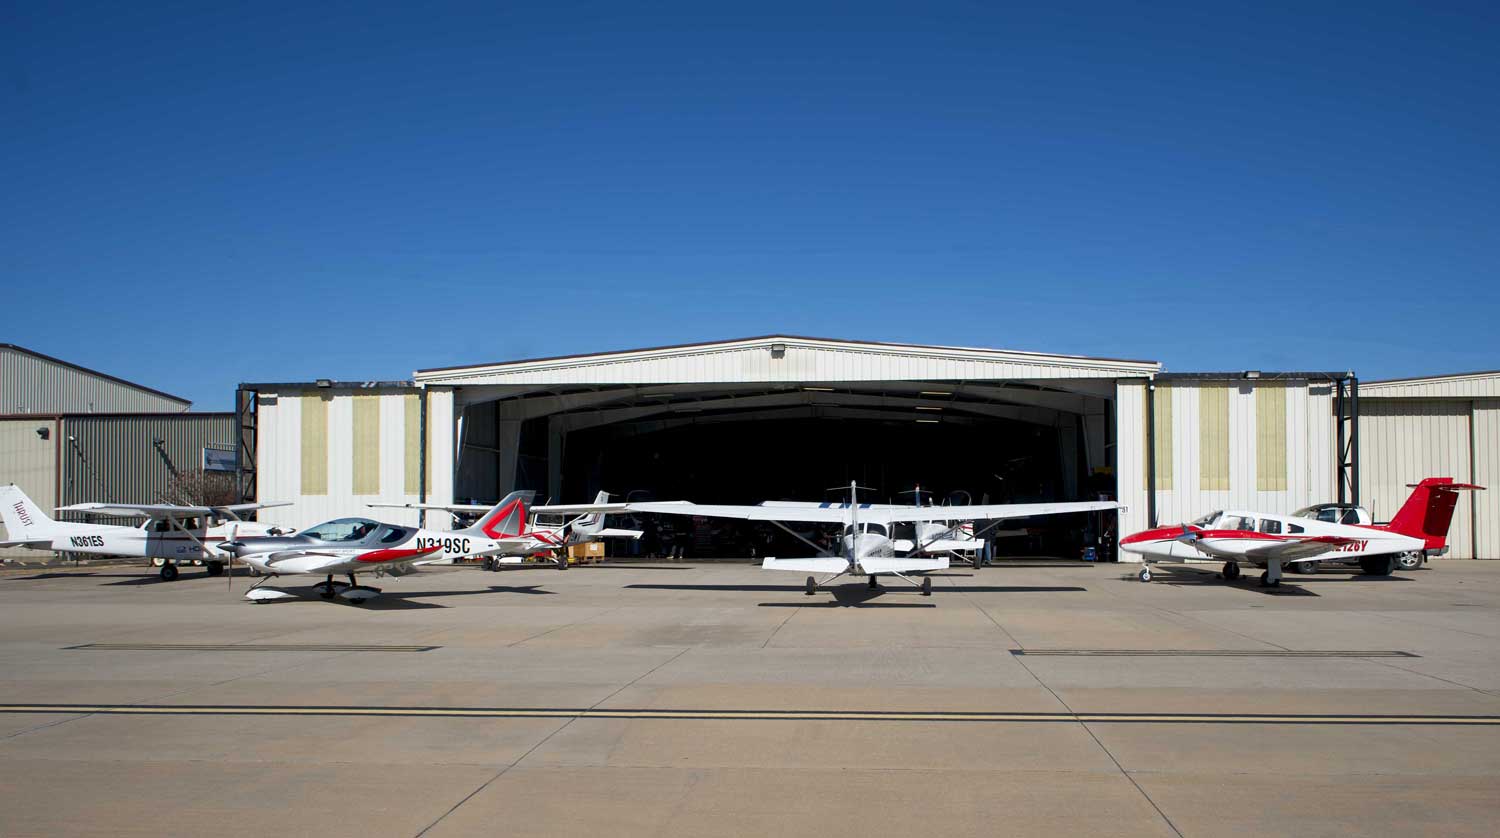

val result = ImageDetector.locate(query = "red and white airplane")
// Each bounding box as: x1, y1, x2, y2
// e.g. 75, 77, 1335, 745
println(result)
1120, 478, 1483, 587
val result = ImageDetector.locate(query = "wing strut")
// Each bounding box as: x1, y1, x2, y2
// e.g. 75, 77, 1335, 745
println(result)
766, 520, 834, 557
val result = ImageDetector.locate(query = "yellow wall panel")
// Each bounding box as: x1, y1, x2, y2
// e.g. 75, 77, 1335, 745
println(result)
300, 394, 329, 496
1199, 386, 1229, 490
1256, 385, 1288, 491
352, 396, 380, 495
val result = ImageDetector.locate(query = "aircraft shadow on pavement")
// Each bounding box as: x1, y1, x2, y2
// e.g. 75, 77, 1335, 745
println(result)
7, 572, 147, 581
761, 587, 938, 608
243, 584, 554, 609
1142, 569, 1321, 596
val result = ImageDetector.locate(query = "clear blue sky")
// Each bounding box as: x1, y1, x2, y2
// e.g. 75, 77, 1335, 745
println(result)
3, 1, 1496, 410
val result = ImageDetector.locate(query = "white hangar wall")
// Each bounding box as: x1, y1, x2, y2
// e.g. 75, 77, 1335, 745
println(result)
1358, 372, 1500, 559
249, 384, 455, 531
1115, 377, 1339, 550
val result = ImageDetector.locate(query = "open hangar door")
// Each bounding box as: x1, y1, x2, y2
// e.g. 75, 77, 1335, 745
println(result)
454, 379, 1119, 560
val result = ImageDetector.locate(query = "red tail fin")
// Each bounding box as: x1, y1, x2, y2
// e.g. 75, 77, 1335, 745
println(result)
1382, 478, 1484, 551
465, 491, 534, 539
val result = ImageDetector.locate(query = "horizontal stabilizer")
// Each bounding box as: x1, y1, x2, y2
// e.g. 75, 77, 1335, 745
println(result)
859, 556, 950, 574
762, 556, 849, 573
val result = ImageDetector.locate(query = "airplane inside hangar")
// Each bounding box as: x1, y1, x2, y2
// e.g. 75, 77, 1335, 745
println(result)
238, 335, 1376, 562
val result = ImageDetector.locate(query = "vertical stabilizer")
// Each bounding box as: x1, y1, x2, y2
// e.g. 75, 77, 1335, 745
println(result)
462, 491, 535, 539
0, 485, 57, 539
1383, 478, 1485, 551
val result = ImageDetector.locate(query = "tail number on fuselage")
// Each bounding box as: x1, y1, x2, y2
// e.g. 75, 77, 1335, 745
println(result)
69, 535, 106, 548
415, 536, 471, 555
1335, 539, 1369, 552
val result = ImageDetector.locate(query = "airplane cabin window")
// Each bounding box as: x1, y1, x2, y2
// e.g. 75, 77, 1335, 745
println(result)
1226, 516, 1256, 532
1288, 523, 1305, 534
1315, 509, 1339, 523
1341, 509, 1362, 525
1260, 519, 1283, 534
379, 527, 408, 544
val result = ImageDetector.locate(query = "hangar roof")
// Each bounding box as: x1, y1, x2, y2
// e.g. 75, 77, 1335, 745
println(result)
413, 335, 1160, 386
1360, 370, 1500, 400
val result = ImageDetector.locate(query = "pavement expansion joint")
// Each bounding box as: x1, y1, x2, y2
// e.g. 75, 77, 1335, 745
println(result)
1011, 649, 1418, 657
64, 643, 441, 652
2, 704, 1495, 725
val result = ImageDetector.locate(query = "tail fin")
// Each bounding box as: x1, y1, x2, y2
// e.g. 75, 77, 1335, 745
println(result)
462, 490, 535, 539
1383, 478, 1485, 550
0, 485, 57, 538
571, 491, 611, 536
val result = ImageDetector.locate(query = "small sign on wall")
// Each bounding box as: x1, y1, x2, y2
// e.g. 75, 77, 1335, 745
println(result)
203, 447, 237, 472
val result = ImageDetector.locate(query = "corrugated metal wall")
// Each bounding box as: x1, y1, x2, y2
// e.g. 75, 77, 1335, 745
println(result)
1117, 379, 1337, 553
0, 418, 59, 558
1357, 399, 1484, 558
57, 414, 236, 514
1, 347, 190, 414
1475, 401, 1500, 558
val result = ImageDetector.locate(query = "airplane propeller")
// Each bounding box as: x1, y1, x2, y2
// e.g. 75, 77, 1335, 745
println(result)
225, 523, 238, 592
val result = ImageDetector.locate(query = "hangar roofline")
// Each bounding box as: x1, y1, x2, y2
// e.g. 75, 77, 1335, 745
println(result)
413, 334, 1161, 378
1, 343, 192, 407
1155, 371, 1355, 382
1361, 369, 1500, 385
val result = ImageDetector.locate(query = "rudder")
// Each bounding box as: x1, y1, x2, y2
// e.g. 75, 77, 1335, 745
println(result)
1385, 478, 1484, 551
0, 485, 56, 538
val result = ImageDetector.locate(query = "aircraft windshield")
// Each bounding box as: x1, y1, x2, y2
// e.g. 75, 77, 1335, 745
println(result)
843, 523, 889, 537
301, 518, 381, 542
1190, 511, 1222, 528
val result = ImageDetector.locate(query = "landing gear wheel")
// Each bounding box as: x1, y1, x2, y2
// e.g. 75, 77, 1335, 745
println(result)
868, 576, 878, 590
159, 562, 179, 582
205, 562, 224, 577
921, 577, 932, 597
1259, 571, 1280, 587
805, 576, 816, 596
1396, 551, 1423, 571
1138, 566, 1152, 583
1222, 562, 1241, 581
1294, 560, 1319, 575
320, 575, 336, 599
1360, 556, 1395, 576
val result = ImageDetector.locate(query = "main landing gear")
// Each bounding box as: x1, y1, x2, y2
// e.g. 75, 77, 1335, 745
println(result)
868, 575, 879, 590
159, 562, 179, 582
1222, 561, 1241, 581
311, 574, 382, 604
805, 576, 817, 596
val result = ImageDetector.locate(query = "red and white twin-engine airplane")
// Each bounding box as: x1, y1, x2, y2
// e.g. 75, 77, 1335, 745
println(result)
1120, 478, 1483, 587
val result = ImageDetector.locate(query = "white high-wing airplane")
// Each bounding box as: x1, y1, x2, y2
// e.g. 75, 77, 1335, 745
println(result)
1120, 477, 1484, 587
0, 484, 289, 580
370, 491, 641, 568
628, 483, 1123, 595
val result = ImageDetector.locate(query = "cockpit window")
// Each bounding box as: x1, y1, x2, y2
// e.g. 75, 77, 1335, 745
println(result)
1314, 508, 1339, 523
302, 518, 380, 542
1190, 511, 1222, 528
1260, 519, 1282, 534
1224, 516, 1256, 532
378, 526, 408, 544
843, 523, 889, 537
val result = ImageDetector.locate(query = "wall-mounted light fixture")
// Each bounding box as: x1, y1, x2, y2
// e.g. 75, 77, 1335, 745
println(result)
769, 343, 787, 359
316, 379, 333, 388
1243, 370, 1261, 379
35, 427, 49, 440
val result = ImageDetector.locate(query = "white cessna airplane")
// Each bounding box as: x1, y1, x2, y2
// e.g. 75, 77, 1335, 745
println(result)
370, 491, 641, 568
1120, 477, 1483, 587
0, 484, 288, 580
628, 483, 1122, 595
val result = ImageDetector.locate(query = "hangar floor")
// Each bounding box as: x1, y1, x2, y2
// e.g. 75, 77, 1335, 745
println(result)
2, 561, 1498, 837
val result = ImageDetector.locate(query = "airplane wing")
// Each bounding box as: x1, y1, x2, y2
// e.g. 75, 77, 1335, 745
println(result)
367, 501, 631, 515
628, 502, 850, 523
859, 556, 950, 574
593, 527, 643, 539
0, 538, 53, 549
56, 503, 213, 519
1184, 535, 1355, 563
869, 500, 1123, 523
256, 551, 356, 575
213, 502, 292, 514
762, 556, 850, 573
367, 502, 492, 513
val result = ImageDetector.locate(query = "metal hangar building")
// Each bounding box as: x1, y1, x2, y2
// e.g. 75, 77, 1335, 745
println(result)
238, 335, 1491, 559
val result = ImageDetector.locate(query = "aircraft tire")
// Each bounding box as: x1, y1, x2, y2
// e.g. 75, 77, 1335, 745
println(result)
159, 563, 179, 582
205, 562, 224, 577
1293, 561, 1319, 575
805, 576, 816, 596
1222, 562, 1241, 581
921, 577, 932, 596
1360, 556, 1395, 576
1259, 571, 1279, 587
1138, 566, 1152, 583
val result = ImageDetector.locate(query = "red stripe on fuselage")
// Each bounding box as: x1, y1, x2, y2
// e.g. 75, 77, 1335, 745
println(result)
355, 545, 443, 564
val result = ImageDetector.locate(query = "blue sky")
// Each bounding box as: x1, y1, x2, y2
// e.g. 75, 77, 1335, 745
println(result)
3, 1, 1496, 409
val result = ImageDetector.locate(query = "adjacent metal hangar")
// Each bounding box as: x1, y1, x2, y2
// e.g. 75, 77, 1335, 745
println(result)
237, 336, 1498, 559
